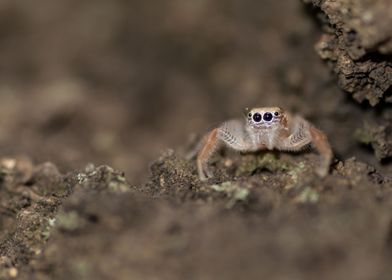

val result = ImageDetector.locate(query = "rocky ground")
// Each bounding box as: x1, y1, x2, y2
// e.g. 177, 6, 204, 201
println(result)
0, 0, 391, 279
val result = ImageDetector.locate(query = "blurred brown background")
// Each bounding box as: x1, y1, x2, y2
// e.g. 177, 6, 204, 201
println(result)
1, 2, 392, 280
0, 0, 380, 183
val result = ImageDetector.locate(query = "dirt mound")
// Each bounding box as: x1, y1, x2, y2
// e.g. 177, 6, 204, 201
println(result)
0, 153, 388, 280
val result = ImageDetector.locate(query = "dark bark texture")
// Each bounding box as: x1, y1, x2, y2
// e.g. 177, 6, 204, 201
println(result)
305, 0, 392, 105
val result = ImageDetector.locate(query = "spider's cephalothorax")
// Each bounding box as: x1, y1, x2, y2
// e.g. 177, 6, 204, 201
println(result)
194, 107, 332, 181
246, 107, 285, 129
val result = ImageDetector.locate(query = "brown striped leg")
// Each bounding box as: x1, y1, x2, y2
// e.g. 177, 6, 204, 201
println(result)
197, 128, 219, 181
309, 126, 333, 177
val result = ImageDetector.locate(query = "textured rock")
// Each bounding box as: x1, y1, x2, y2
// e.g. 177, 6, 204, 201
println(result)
305, 0, 392, 105
356, 120, 392, 161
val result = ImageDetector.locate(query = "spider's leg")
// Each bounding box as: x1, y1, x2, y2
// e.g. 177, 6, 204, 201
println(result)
218, 120, 254, 151
197, 128, 219, 181
309, 126, 333, 177
277, 116, 332, 177
277, 116, 312, 151
197, 120, 253, 181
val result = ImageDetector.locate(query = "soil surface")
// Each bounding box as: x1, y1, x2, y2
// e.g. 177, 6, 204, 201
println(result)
0, 0, 391, 279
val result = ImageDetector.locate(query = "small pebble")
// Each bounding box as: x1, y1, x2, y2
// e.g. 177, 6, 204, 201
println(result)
9, 267, 18, 278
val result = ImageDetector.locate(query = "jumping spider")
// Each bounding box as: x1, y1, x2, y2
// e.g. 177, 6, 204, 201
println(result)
194, 107, 333, 181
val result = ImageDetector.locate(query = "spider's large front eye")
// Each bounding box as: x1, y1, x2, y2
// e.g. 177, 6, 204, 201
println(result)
252, 113, 262, 122
263, 112, 273, 122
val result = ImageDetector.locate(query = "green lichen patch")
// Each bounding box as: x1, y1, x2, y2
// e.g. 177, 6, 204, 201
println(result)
56, 211, 86, 232
235, 152, 292, 177
76, 165, 132, 193
71, 260, 92, 280
355, 127, 373, 145
210, 181, 250, 208
294, 186, 320, 204
285, 161, 309, 189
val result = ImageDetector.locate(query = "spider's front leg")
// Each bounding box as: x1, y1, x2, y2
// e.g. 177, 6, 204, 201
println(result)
308, 126, 333, 177
278, 116, 332, 177
197, 120, 253, 181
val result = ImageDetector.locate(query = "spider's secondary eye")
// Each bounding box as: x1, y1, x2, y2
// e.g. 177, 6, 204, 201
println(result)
263, 112, 273, 122
248, 113, 252, 118
274, 112, 279, 116
253, 113, 262, 122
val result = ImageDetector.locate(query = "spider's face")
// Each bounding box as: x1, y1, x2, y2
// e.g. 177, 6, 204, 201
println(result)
246, 107, 284, 129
